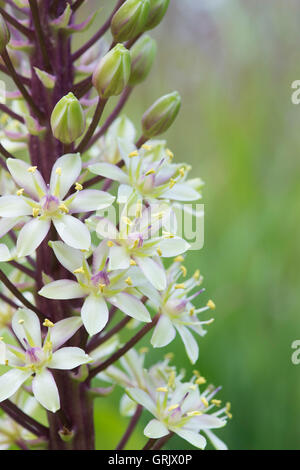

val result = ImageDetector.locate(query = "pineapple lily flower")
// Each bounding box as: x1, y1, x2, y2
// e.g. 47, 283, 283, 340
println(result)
0, 154, 115, 257
88, 139, 203, 204
127, 368, 228, 450
95, 201, 190, 290
38, 241, 151, 336
0, 308, 91, 413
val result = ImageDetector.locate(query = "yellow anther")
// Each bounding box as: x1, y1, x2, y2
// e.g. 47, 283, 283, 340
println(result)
99, 283, 106, 293
163, 231, 174, 239
180, 265, 187, 277
168, 370, 176, 388
141, 144, 152, 151
73, 266, 85, 274
179, 167, 185, 177
201, 397, 209, 408
195, 376, 207, 385
145, 168, 155, 176
189, 385, 197, 391
166, 148, 174, 160
174, 255, 184, 263
164, 352, 174, 360
130, 259, 137, 266
189, 307, 195, 316
169, 178, 176, 189
17, 188, 24, 196
193, 369, 200, 377
156, 387, 168, 393
187, 411, 203, 417
211, 399, 222, 407
139, 347, 149, 354
157, 247, 162, 256
128, 150, 139, 158
207, 299, 216, 310
59, 203, 69, 214
32, 207, 40, 218
226, 402, 231, 412
27, 166, 37, 174
135, 201, 142, 218
0, 337, 3, 341
132, 239, 139, 249
18, 319, 24, 324
107, 241, 115, 247
125, 277, 133, 286
122, 216, 132, 226
193, 269, 200, 280
5, 359, 8, 366
175, 283, 185, 290
43, 319, 54, 328
75, 182, 83, 191
168, 404, 179, 412
55, 167, 62, 176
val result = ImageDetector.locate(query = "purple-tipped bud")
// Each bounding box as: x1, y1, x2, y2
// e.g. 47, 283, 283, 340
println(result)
142, 91, 181, 138
92, 44, 131, 99
0, 14, 10, 53
111, 0, 150, 43
145, 0, 170, 30
129, 34, 157, 86
50, 92, 86, 145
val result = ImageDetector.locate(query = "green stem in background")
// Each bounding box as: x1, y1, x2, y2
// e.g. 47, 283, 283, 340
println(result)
75, 98, 107, 153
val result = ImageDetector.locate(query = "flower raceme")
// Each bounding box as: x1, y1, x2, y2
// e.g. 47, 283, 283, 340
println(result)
0, 154, 114, 257
0, 309, 91, 412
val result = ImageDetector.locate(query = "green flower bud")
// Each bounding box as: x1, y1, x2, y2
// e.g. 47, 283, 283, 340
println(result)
129, 34, 157, 86
92, 44, 131, 99
50, 92, 86, 145
145, 0, 170, 30
142, 91, 181, 138
0, 14, 10, 53
111, 0, 150, 43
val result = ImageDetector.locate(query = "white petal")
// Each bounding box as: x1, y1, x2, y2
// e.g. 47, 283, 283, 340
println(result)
92, 240, 109, 272
49, 347, 91, 370
136, 256, 166, 291
159, 237, 190, 257
109, 293, 151, 322
204, 430, 228, 450
126, 388, 156, 415
12, 308, 42, 348
67, 190, 115, 213
120, 393, 137, 417
88, 162, 129, 184
53, 215, 91, 250
39, 279, 86, 300
0, 196, 32, 217
144, 419, 169, 439
50, 153, 82, 199
151, 315, 176, 348
117, 184, 134, 204
17, 218, 50, 257
49, 240, 85, 273
81, 294, 109, 336
0, 244, 11, 261
108, 245, 130, 270
173, 428, 207, 449
96, 218, 119, 240
0, 217, 22, 238
176, 324, 199, 364
195, 414, 226, 430
0, 369, 32, 402
7, 158, 47, 200
163, 183, 201, 201
32, 368, 60, 413
50, 316, 83, 350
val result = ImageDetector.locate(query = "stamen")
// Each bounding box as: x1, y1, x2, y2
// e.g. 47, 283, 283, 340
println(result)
107, 241, 115, 247
189, 307, 195, 316
139, 347, 149, 354
141, 144, 152, 151
27, 166, 37, 174
145, 168, 155, 176
59, 203, 69, 214
17, 188, 24, 196
179, 167, 185, 177
73, 266, 84, 274
207, 299, 216, 310
195, 376, 206, 385
125, 277, 133, 286
174, 255, 184, 263
169, 178, 176, 189
32, 208, 40, 217
211, 399, 222, 407
156, 387, 168, 393
122, 216, 132, 226
130, 259, 137, 266
43, 319, 54, 328
201, 397, 209, 408
75, 182, 83, 191
99, 283, 106, 293
168, 404, 179, 412
157, 247, 162, 256
166, 149, 174, 160
193, 269, 200, 280
180, 265, 187, 277
55, 167, 62, 176
18, 319, 24, 324
175, 283, 185, 290
128, 150, 139, 158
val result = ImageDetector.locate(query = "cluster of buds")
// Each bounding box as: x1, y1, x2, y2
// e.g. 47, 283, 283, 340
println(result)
0, 0, 230, 452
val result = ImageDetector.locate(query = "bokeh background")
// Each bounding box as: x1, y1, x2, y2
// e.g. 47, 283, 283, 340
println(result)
83, 0, 300, 450
1, 0, 299, 451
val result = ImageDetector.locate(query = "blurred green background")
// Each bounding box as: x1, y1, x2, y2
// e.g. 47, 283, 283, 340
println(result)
1, 0, 299, 451
85, 0, 300, 450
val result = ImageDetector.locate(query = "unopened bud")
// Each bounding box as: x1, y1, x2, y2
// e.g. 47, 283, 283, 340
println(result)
92, 44, 131, 99
129, 34, 156, 86
145, 0, 170, 30
51, 92, 86, 145
0, 14, 10, 53
111, 0, 150, 43
142, 91, 181, 138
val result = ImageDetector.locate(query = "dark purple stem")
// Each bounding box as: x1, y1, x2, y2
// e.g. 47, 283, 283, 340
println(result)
0, 400, 49, 438
116, 405, 143, 450
76, 98, 107, 153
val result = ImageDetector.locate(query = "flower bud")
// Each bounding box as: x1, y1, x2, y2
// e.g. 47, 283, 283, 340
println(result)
50, 92, 86, 145
129, 34, 157, 86
142, 91, 181, 138
0, 14, 10, 53
111, 0, 150, 43
92, 44, 131, 99
145, 0, 170, 30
